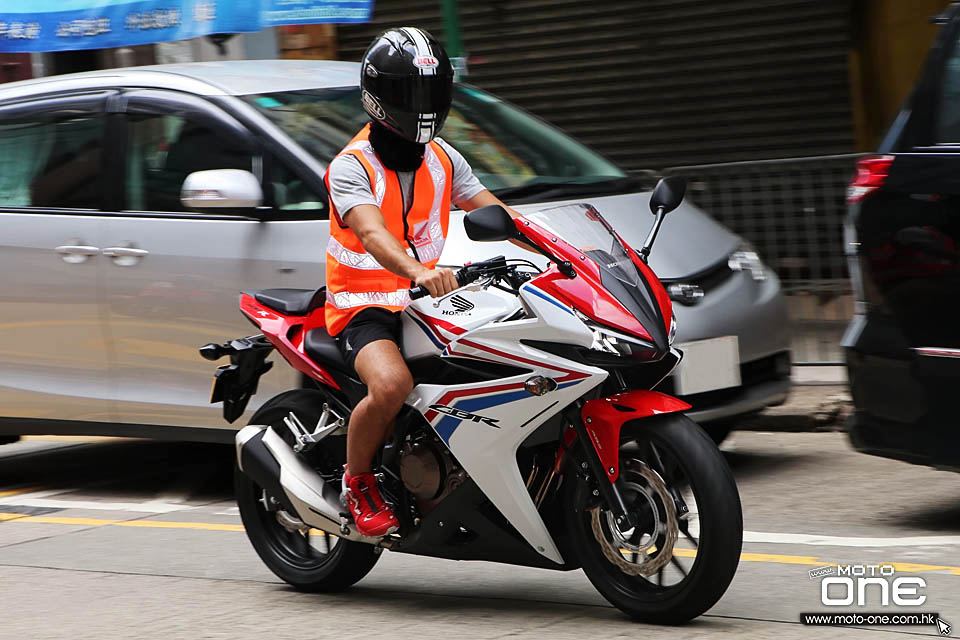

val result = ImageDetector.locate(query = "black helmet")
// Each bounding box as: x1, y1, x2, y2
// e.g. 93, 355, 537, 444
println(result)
360, 27, 454, 144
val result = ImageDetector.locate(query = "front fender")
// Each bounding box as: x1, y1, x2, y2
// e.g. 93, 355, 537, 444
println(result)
581, 390, 691, 482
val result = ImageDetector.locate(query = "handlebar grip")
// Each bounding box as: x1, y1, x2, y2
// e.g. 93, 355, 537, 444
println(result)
408, 268, 471, 301
408, 285, 430, 300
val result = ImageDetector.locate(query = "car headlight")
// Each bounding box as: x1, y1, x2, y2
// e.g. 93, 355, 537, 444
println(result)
669, 312, 677, 345
728, 242, 768, 282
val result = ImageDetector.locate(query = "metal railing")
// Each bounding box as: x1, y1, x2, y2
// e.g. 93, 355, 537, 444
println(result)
663, 153, 863, 365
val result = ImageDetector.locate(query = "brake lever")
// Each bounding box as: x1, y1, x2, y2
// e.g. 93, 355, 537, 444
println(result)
432, 275, 496, 308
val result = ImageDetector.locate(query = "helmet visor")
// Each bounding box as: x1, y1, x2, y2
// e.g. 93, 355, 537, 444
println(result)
373, 73, 453, 115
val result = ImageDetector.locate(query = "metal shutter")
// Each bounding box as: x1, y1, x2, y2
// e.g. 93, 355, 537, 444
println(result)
338, 0, 854, 171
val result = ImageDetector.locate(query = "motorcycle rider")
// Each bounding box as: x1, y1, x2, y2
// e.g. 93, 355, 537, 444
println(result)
326, 27, 521, 536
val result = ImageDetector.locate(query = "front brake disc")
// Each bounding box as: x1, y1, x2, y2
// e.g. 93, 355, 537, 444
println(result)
589, 459, 678, 576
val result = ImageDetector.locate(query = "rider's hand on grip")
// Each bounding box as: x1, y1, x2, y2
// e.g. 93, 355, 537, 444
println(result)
412, 266, 458, 299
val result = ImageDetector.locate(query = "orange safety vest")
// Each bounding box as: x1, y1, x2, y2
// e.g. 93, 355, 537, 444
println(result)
324, 124, 453, 336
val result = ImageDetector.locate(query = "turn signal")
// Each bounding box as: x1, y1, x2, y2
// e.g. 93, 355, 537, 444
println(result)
525, 376, 558, 396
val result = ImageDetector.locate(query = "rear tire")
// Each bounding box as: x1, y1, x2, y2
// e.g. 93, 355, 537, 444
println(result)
565, 414, 742, 623
236, 389, 379, 592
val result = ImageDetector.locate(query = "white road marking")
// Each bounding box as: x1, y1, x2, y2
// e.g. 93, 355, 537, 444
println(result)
743, 531, 960, 548
0, 490, 191, 514
4, 488, 959, 547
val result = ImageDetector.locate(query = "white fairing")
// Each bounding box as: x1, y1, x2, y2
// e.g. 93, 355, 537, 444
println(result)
404, 283, 606, 564
401, 288, 521, 360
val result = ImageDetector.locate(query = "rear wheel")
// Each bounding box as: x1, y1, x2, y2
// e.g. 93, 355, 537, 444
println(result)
565, 414, 742, 623
236, 390, 379, 592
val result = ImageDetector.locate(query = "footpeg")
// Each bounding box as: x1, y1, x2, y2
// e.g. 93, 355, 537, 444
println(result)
284, 404, 344, 453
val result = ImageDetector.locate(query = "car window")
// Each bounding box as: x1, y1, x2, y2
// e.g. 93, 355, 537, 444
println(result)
0, 114, 103, 209
125, 113, 255, 212
269, 158, 327, 214
939, 34, 960, 142
243, 86, 628, 196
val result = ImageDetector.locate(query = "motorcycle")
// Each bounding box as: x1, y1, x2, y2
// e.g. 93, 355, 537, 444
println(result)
201, 177, 742, 623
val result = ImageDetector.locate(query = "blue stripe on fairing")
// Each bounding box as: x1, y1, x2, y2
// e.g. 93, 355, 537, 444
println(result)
432, 382, 585, 443
525, 286, 574, 315
410, 313, 446, 350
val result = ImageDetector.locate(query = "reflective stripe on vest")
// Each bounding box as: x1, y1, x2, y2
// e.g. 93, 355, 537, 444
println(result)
327, 289, 411, 310
324, 124, 453, 336
327, 235, 415, 270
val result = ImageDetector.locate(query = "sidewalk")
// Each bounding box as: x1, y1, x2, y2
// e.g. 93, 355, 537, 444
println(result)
735, 367, 850, 432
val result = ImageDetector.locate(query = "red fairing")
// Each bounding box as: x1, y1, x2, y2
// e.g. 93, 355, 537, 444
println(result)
239, 293, 341, 390
580, 391, 691, 482
517, 217, 654, 341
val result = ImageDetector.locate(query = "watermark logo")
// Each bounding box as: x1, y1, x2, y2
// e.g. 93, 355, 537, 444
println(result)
800, 564, 950, 634
821, 565, 924, 607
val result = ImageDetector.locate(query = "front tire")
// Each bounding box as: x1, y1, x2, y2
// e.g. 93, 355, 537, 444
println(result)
565, 413, 742, 623
236, 389, 380, 592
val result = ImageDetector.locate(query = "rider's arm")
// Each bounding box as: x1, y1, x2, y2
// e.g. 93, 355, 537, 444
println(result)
343, 204, 458, 298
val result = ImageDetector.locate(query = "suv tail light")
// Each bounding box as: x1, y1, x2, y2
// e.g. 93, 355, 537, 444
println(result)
847, 155, 894, 204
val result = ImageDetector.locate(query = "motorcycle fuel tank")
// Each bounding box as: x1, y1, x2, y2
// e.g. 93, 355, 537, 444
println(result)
401, 288, 521, 360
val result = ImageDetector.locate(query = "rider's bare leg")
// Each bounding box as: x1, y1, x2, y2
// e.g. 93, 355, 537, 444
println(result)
347, 339, 414, 476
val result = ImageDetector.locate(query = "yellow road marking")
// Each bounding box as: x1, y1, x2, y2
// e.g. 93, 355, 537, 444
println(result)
0, 512, 243, 531
0, 511, 958, 575
0, 488, 39, 498
22, 436, 139, 443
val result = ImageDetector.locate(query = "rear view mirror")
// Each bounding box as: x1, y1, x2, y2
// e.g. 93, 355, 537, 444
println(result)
649, 176, 687, 215
464, 204, 517, 242
181, 169, 263, 209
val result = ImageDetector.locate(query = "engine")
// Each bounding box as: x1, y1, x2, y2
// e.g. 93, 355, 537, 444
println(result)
399, 436, 465, 514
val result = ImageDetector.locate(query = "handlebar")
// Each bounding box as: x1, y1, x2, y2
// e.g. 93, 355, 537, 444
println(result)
408, 269, 468, 301
408, 256, 510, 300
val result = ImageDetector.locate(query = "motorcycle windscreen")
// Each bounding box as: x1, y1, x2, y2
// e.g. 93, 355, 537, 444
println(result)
523, 204, 668, 351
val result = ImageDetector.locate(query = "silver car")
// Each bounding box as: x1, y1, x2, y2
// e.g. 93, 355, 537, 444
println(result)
0, 60, 789, 444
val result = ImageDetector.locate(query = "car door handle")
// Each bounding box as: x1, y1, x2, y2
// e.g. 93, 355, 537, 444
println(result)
55, 244, 100, 264
102, 247, 149, 258
55, 245, 100, 255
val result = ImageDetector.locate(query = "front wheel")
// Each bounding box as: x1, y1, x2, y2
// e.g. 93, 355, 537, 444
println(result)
565, 413, 743, 623
235, 389, 380, 592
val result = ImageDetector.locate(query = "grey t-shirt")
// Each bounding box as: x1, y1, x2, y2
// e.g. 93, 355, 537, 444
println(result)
328, 137, 485, 220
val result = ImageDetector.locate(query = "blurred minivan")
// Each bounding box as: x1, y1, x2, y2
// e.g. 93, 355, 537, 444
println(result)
0, 60, 790, 443
845, 5, 960, 471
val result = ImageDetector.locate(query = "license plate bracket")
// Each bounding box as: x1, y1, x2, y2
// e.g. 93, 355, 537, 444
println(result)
674, 336, 741, 396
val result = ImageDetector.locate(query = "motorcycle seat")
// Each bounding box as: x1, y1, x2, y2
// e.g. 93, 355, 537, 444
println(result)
253, 288, 326, 316
304, 326, 353, 374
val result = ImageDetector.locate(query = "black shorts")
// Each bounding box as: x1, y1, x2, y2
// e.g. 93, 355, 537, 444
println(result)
337, 308, 403, 370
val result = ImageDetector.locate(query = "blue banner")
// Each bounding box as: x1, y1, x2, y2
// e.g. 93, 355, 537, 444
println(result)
263, 0, 373, 26
0, 0, 373, 52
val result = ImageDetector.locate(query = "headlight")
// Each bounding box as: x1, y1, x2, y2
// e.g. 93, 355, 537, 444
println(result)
669, 312, 677, 345
728, 242, 767, 282
575, 310, 657, 357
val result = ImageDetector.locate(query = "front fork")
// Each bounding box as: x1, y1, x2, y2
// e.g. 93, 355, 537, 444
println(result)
570, 416, 638, 528
562, 390, 693, 527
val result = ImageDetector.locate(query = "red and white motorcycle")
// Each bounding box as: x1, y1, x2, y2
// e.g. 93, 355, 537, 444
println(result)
202, 177, 742, 623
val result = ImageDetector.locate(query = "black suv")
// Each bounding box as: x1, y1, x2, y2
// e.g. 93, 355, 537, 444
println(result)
845, 5, 960, 471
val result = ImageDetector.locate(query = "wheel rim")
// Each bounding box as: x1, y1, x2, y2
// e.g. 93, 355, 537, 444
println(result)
580, 434, 705, 595
242, 409, 345, 572
245, 481, 341, 571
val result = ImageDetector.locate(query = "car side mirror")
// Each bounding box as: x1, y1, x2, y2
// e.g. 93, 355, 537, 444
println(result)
181, 169, 264, 210
649, 176, 687, 215
464, 204, 517, 242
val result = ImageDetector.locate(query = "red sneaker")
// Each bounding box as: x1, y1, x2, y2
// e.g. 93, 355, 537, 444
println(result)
342, 471, 399, 537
